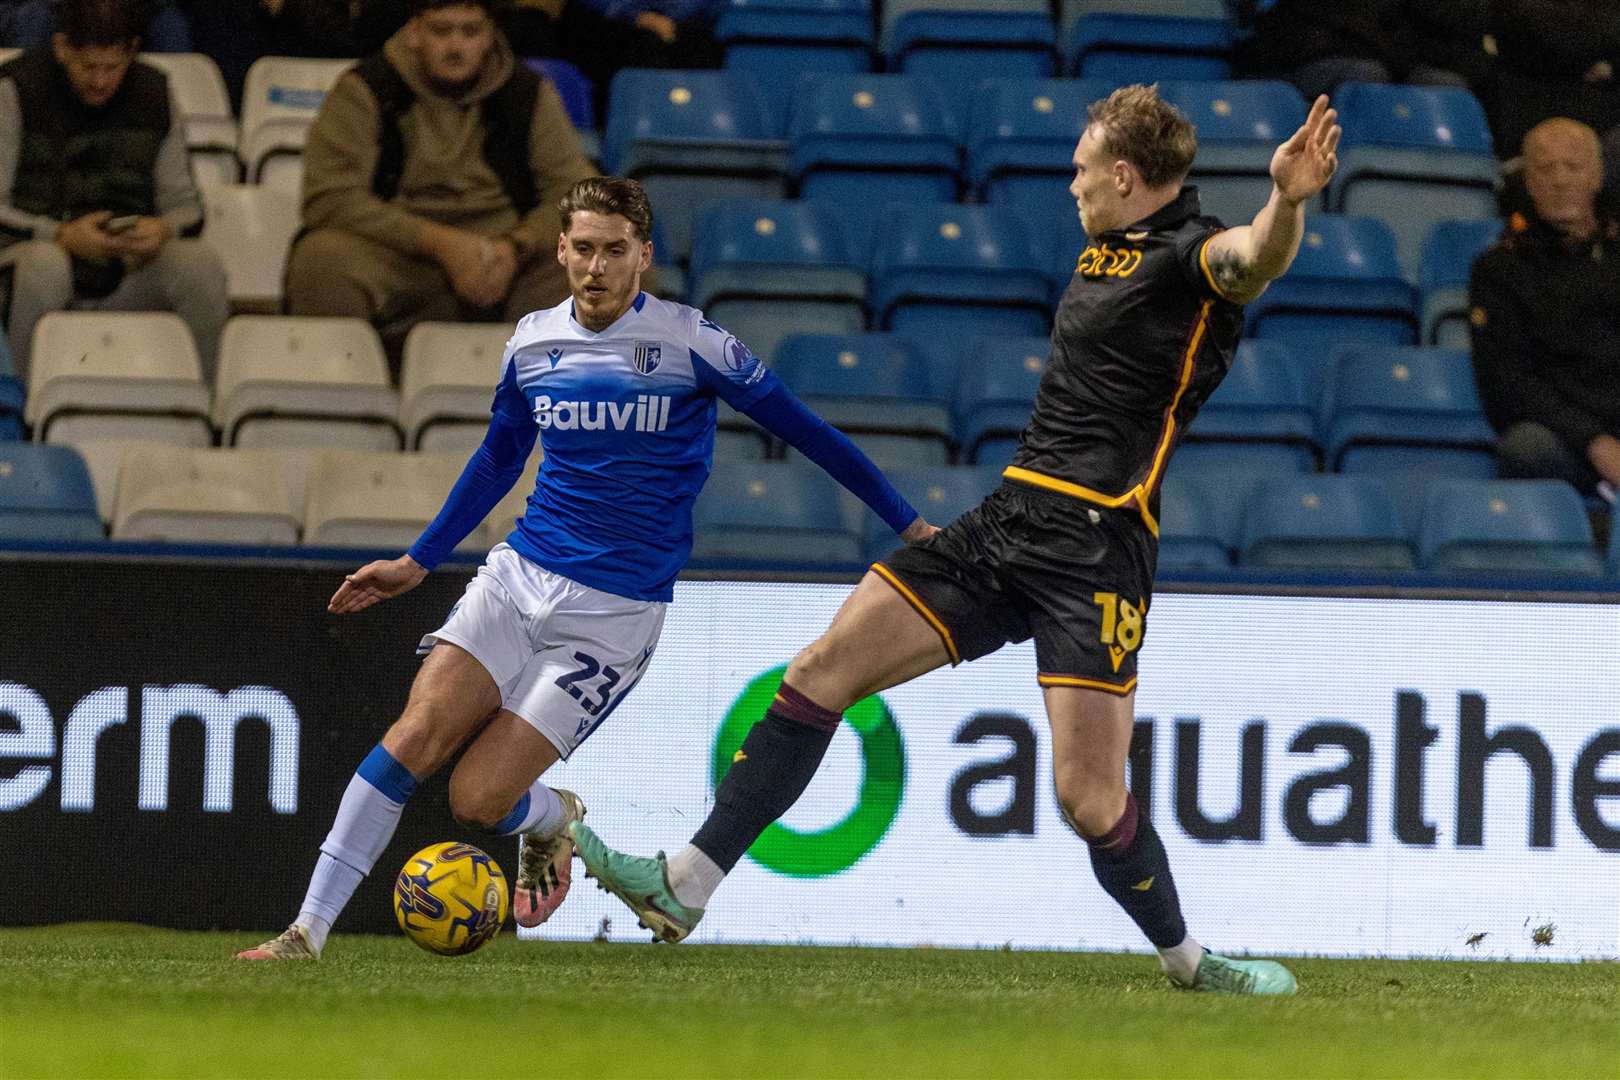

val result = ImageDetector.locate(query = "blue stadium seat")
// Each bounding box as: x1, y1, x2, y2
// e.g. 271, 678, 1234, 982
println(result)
1610, 515, 1620, 577
1165, 446, 1309, 553
525, 58, 597, 159
871, 203, 1050, 339
952, 334, 1046, 463
1245, 215, 1418, 346
1419, 218, 1502, 348
688, 199, 867, 363
775, 333, 952, 467
1046, 209, 1088, 301
1158, 471, 1231, 571
717, 0, 874, 130
1060, 0, 1230, 36
1324, 347, 1497, 475
1065, 13, 1232, 81
861, 464, 1000, 560
692, 462, 863, 566
603, 69, 788, 266
788, 74, 961, 237
1327, 83, 1500, 280
968, 78, 1113, 223
886, 10, 1057, 126
0, 443, 104, 541
0, 377, 21, 441
1156, 80, 1306, 227
1182, 340, 1319, 469
1419, 479, 1603, 577
1240, 474, 1416, 571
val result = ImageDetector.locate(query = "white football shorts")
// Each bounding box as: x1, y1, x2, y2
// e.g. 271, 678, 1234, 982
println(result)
418, 543, 667, 758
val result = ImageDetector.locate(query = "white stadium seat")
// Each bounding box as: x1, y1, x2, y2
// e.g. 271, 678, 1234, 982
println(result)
214, 315, 401, 450
200, 183, 300, 312
0, 49, 19, 65
70, 438, 172, 523
400, 321, 511, 453
25, 311, 212, 445
238, 56, 354, 183
139, 52, 239, 185
112, 444, 300, 544
304, 451, 484, 552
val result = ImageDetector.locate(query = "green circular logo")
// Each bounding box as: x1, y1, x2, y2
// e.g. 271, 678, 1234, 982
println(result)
712, 666, 905, 878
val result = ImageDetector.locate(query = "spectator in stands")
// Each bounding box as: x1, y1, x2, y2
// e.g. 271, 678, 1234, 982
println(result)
1484, 0, 1620, 165
3, 0, 191, 51
0, 0, 227, 382
285, 0, 593, 367
1242, 0, 1484, 100
1469, 117, 1620, 503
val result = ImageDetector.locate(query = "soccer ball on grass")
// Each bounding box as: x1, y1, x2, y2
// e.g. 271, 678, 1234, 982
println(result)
394, 841, 509, 955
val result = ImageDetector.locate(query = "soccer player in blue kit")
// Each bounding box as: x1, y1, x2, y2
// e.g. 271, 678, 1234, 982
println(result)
239, 176, 934, 959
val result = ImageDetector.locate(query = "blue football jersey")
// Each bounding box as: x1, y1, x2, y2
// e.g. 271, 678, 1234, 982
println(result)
491, 291, 773, 602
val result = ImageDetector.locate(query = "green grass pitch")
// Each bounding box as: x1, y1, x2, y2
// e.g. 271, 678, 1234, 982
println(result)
3, 925, 1614, 1079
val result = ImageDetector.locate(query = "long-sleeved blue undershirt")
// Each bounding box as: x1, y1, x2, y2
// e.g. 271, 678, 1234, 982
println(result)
406, 369, 918, 573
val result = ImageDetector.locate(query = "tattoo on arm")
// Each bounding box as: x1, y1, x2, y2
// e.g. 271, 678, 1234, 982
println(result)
1207, 245, 1258, 298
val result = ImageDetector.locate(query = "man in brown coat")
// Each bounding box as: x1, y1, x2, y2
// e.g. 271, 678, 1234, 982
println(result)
285, 0, 593, 355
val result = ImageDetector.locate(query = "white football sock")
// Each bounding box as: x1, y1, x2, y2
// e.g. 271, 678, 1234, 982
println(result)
295, 749, 415, 949
499, 781, 565, 837
1157, 934, 1206, 986
666, 844, 725, 909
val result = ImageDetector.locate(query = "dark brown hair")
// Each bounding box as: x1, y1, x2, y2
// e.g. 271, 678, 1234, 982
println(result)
57, 0, 145, 48
1086, 84, 1198, 188
558, 176, 654, 241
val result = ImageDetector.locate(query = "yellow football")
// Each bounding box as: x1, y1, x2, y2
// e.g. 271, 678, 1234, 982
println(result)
394, 841, 509, 956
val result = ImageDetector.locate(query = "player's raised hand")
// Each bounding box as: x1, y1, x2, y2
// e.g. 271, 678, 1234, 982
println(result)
328, 555, 428, 614
1270, 94, 1341, 205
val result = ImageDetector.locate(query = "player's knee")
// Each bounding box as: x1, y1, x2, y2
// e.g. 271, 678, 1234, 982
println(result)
446, 768, 507, 832
383, 704, 460, 777
784, 640, 854, 712
1053, 772, 1125, 839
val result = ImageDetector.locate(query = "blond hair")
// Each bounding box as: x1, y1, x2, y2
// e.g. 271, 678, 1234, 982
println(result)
1086, 84, 1197, 189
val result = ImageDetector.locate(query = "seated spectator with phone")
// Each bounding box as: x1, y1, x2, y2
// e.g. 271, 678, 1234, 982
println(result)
0, 0, 227, 383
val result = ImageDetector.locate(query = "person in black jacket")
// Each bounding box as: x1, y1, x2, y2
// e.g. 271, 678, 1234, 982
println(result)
1469, 117, 1620, 502
1486, 0, 1620, 163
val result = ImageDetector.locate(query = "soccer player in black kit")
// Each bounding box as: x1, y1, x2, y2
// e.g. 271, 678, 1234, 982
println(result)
573, 86, 1342, 994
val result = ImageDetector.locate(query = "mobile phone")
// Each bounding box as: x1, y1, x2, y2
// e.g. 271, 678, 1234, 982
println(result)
104, 215, 140, 234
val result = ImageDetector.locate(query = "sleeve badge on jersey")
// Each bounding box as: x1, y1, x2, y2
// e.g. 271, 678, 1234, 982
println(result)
723, 335, 757, 373
633, 341, 662, 375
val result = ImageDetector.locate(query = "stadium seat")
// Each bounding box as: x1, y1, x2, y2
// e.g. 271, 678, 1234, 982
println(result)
0, 339, 22, 439
1610, 515, 1620, 577
1419, 218, 1502, 348
304, 451, 483, 552
1326, 83, 1499, 281
968, 77, 1113, 222
198, 182, 300, 313
692, 462, 863, 565
775, 332, 952, 467
1181, 340, 1319, 470
1047, 208, 1088, 299
1420, 479, 1603, 577
214, 316, 402, 450
861, 463, 1000, 560
884, 4, 1056, 125
717, 0, 874, 128
1165, 446, 1309, 554
788, 74, 961, 236
112, 445, 300, 544
602, 69, 787, 267
0, 442, 103, 541
1158, 471, 1231, 571
1065, 13, 1232, 81
1240, 473, 1416, 571
24, 311, 212, 446
687, 199, 867, 363
1156, 80, 1307, 227
524, 58, 597, 159
70, 439, 172, 523
1244, 215, 1418, 346
1059, 0, 1228, 36
871, 203, 1050, 339
952, 334, 1046, 463
1324, 347, 1497, 475
399, 322, 510, 454
139, 53, 239, 185
238, 56, 354, 185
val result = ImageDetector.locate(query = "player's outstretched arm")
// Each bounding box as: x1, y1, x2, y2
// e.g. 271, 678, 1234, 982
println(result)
328, 555, 429, 614
1200, 94, 1341, 304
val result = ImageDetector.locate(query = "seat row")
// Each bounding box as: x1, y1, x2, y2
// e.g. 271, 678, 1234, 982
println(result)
0, 441, 533, 551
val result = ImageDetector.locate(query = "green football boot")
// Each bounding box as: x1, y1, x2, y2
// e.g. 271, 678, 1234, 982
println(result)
568, 821, 703, 943
1186, 951, 1298, 995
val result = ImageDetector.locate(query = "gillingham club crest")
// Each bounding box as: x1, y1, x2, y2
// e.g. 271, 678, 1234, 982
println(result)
633, 341, 661, 375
